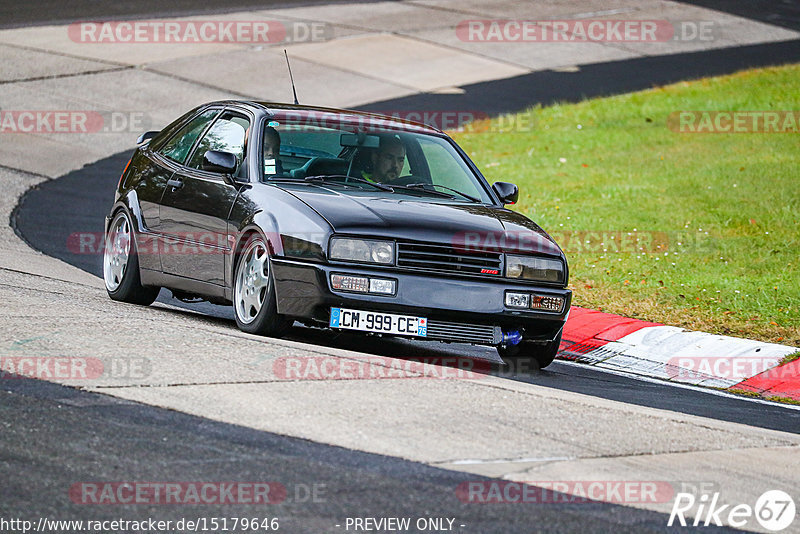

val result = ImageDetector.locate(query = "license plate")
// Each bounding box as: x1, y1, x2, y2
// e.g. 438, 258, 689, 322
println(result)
330, 308, 427, 337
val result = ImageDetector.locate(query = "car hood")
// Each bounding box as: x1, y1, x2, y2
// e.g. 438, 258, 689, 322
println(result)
275, 184, 563, 257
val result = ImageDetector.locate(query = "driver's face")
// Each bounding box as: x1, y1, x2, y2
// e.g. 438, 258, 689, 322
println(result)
373, 144, 405, 182
264, 139, 279, 159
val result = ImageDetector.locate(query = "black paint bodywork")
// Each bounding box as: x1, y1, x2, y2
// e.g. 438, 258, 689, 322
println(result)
105, 101, 571, 346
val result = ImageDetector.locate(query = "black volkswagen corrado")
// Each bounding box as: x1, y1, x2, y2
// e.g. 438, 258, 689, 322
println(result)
104, 101, 571, 367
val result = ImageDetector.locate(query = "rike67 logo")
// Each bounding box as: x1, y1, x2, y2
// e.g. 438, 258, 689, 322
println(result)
669, 489, 795, 531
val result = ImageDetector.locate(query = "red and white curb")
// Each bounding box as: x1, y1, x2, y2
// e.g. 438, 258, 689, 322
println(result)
558, 307, 800, 400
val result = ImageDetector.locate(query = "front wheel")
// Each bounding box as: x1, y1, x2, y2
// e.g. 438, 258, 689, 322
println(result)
233, 233, 289, 337
103, 210, 159, 305
497, 329, 563, 369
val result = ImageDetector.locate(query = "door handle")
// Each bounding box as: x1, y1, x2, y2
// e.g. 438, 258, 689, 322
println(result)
167, 178, 184, 191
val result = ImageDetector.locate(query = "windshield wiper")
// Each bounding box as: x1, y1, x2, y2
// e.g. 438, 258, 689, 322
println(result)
394, 183, 481, 203
387, 185, 454, 200
304, 174, 393, 192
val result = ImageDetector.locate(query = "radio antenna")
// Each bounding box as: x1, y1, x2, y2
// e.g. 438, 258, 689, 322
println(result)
284, 49, 299, 105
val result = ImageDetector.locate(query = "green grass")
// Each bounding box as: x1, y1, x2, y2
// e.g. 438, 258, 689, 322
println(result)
779, 351, 800, 366
452, 64, 800, 345
727, 389, 800, 406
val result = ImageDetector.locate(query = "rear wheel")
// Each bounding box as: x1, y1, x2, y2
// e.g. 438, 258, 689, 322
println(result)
497, 329, 563, 369
233, 233, 289, 337
103, 210, 159, 305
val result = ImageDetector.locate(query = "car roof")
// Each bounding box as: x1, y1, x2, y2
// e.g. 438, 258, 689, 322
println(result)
205, 100, 445, 135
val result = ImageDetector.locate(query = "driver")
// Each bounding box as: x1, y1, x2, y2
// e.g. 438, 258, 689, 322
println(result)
363, 135, 405, 184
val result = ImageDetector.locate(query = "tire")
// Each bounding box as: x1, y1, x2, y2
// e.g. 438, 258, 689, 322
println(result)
233, 233, 289, 337
497, 329, 563, 369
103, 209, 159, 305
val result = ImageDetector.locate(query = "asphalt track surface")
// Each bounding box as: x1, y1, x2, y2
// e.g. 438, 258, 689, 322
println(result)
1, 0, 799, 33
5, 375, 755, 534
0, 0, 373, 30
681, 0, 800, 32
359, 40, 800, 117
5, 2, 800, 532
1, 377, 684, 533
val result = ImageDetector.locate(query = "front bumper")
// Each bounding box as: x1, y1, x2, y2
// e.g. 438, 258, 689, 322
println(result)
271, 258, 571, 346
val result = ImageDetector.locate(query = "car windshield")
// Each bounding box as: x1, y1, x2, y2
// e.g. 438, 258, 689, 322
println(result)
261, 119, 493, 203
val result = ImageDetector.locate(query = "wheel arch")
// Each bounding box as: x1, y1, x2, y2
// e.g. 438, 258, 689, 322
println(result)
226, 212, 281, 297
106, 190, 145, 236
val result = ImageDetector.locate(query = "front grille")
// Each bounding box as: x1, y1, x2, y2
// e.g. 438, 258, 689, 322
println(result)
426, 321, 501, 345
396, 242, 502, 275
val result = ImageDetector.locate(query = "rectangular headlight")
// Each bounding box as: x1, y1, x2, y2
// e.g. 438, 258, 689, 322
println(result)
505, 255, 564, 283
369, 278, 396, 295
505, 292, 530, 308
330, 237, 395, 265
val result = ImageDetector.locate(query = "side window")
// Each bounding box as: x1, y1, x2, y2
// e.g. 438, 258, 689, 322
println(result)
418, 137, 485, 199
158, 109, 219, 164
187, 112, 250, 172
400, 151, 411, 176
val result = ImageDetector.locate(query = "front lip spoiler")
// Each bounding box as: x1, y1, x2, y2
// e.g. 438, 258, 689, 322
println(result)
270, 257, 570, 346
330, 313, 505, 346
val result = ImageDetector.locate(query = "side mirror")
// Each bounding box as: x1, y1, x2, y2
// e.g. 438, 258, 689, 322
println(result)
492, 181, 519, 205
136, 131, 158, 145
201, 150, 238, 175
